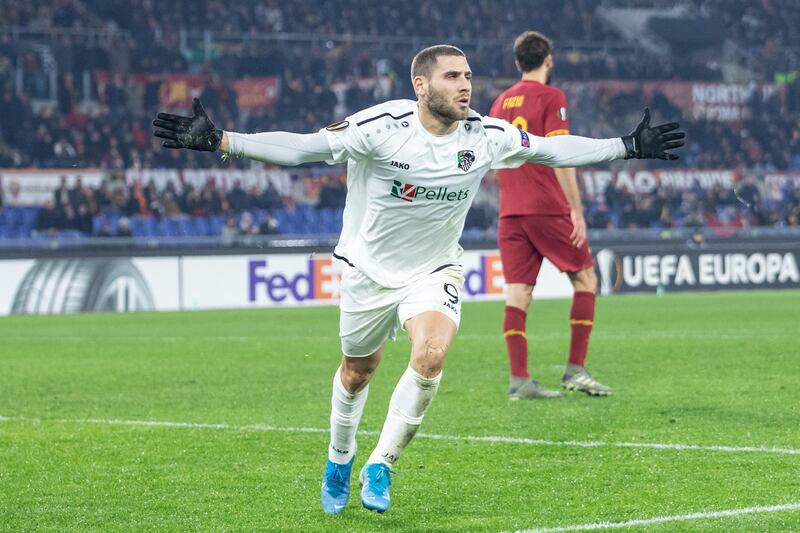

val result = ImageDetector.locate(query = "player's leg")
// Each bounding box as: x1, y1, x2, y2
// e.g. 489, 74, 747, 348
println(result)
499, 216, 563, 400
360, 311, 456, 513
566, 266, 597, 370
369, 309, 456, 464
322, 267, 400, 515
329, 349, 382, 464
522, 215, 611, 396
322, 349, 382, 515
360, 267, 461, 512
563, 266, 611, 396
505, 282, 533, 380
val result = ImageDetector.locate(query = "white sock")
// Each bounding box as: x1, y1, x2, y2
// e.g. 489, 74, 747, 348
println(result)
328, 366, 369, 464
367, 365, 441, 467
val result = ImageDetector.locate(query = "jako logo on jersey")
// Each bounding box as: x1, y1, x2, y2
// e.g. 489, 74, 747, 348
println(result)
390, 160, 410, 170
519, 129, 530, 148
390, 180, 469, 203
457, 150, 475, 172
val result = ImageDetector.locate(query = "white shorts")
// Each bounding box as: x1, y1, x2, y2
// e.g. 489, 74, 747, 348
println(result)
339, 265, 464, 357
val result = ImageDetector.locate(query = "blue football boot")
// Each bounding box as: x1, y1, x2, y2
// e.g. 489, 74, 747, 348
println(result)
321, 457, 354, 514
359, 462, 392, 513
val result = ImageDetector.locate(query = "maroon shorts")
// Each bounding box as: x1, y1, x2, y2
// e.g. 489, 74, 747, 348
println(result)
498, 214, 593, 285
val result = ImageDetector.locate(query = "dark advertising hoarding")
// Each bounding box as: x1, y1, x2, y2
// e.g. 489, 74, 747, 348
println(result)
594, 245, 800, 295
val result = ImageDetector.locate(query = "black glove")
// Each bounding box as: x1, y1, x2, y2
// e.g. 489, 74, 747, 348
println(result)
621, 108, 685, 160
152, 97, 223, 151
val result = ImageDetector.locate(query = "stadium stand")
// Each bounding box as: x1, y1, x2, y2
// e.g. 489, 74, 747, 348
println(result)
1, 0, 799, 240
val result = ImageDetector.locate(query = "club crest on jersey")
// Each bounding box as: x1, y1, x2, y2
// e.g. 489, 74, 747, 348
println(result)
457, 150, 475, 172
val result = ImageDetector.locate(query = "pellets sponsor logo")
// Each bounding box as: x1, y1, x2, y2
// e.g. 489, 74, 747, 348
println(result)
389, 180, 470, 203
390, 180, 418, 202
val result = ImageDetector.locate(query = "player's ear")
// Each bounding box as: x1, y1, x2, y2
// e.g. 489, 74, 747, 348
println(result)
412, 75, 427, 97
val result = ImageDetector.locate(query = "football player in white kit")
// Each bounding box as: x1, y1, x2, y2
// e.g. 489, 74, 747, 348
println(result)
153, 45, 685, 515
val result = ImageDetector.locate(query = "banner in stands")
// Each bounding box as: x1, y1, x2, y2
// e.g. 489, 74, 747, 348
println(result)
3, 167, 751, 207
94, 72, 280, 109
563, 81, 782, 122
594, 246, 800, 295
0, 170, 105, 206
233, 77, 281, 110
764, 172, 800, 201
0, 168, 294, 206
0, 250, 571, 316
124, 167, 293, 196
579, 168, 739, 197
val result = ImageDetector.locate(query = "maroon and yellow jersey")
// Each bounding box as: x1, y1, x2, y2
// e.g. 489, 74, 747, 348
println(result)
489, 80, 571, 216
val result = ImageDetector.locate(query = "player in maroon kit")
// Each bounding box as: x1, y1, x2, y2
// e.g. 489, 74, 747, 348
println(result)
490, 31, 610, 399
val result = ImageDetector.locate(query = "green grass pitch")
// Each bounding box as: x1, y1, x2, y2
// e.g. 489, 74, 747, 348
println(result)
1, 290, 799, 532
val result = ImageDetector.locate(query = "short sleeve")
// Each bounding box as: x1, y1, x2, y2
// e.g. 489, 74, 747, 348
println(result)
320, 119, 373, 164
485, 118, 540, 170
543, 90, 569, 137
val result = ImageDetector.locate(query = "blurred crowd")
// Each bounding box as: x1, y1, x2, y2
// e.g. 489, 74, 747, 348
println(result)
563, 83, 800, 172
1, 0, 799, 236
13, 171, 352, 237
586, 177, 800, 230
3, 168, 798, 240
4, 0, 797, 77
3, 70, 798, 173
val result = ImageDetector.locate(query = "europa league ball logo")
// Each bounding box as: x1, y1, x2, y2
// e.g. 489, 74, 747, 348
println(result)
595, 249, 621, 295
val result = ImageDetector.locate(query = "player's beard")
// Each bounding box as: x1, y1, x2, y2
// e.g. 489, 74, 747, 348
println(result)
546, 65, 553, 85
424, 86, 468, 124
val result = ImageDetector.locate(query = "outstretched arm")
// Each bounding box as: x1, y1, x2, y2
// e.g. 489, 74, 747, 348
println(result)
223, 130, 333, 165
152, 98, 333, 165
529, 135, 627, 167
527, 108, 686, 167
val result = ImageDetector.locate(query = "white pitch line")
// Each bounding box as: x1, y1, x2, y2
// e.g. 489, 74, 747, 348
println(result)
509, 502, 800, 532
0, 335, 272, 343
2, 415, 800, 456
0, 331, 777, 343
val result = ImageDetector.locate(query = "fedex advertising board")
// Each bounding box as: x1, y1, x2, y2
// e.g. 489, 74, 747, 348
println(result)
0, 250, 571, 315
182, 250, 572, 309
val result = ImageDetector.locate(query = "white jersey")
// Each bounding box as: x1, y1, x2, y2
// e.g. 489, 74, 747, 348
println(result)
322, 99, 545, 288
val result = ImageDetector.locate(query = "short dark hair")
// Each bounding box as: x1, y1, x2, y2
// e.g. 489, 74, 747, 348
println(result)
514, 31, 553, 73
411, 44, 466, 79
